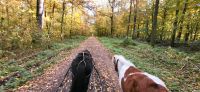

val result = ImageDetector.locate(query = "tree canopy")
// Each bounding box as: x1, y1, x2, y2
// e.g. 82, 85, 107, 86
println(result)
0, 0, 200, 49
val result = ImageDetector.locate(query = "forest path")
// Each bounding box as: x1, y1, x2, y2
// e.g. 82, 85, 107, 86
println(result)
17, 37, 121, 92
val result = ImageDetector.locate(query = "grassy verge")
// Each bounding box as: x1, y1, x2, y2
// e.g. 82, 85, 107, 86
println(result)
0, 36, 86, 91
99, 37, 200, 92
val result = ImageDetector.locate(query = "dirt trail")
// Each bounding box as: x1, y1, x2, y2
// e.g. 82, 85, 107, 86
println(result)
17, 37, 121, 92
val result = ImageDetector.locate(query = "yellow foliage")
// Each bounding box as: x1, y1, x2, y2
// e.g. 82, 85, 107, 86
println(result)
45, 16, 51, 22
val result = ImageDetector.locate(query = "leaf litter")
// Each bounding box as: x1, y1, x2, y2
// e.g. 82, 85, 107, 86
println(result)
16, 37, 121, 92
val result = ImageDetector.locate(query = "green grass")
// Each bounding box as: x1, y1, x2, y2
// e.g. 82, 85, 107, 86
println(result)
0, 36, 86, 91
99, 37, 200, 92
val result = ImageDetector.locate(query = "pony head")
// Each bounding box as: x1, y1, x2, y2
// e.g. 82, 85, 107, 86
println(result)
112, 55, 119, 72
112, 55, 135, 73
70, 49, 93, 92
112, 55, 128, 72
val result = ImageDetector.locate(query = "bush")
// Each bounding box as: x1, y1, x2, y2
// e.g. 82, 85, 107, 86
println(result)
49, 43, 66, 50
11, 36, 21, 50
0, 51, 16, 58
0, 50, 3, 58
31, 31, 42, 47
121, 38, 137, 46
37, 50, 55, 59
190, 40, 200, 51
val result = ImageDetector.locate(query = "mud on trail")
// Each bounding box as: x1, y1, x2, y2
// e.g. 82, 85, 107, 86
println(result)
17, 37, 121, 92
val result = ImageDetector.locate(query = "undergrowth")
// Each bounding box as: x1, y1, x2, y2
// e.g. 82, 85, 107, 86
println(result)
99, 37, 200, 92
0, 36, 86, 91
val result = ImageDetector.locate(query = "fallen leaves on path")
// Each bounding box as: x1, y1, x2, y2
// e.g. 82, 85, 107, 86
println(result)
17, 37, 121, 92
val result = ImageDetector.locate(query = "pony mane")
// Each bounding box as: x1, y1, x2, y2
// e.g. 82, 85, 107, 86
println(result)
114, 55, 135, 67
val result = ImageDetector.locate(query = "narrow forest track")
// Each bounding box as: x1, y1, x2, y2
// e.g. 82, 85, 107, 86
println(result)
16, 37, 121, 92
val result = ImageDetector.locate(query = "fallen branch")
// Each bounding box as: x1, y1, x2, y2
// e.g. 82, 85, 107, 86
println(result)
0, 72, 21, 86
180, 63, 187, 71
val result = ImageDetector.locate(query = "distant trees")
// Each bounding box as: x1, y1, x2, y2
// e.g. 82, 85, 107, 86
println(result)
193, 21, 199, 41
150, 0, 160, 46
94, 10, 110, 37
0, 0, 199, 50
61, 0, 66, 40
160, 6, 167, 41
70, 0, 74, 38
132, 0, 138, 39
126, 0, 133, 38
95, 0, 200, 47
177, 0, 189, 42
46, 1, 55, 38
108, 0, 116, 37
0, 0, 91, 50
171, 0, 180, 47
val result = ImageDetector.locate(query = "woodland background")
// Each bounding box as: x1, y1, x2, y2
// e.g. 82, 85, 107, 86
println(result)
0, 0, 199, 52
0, 0, 200, 91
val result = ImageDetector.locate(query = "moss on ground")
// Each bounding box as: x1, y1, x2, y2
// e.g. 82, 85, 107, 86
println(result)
99, 37, 200, 92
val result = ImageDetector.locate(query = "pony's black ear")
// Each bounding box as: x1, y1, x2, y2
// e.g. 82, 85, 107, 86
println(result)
83, 49, 90, 53
117, 59, 119, 62
83, 49, 91, 56
113, 57, 119, 64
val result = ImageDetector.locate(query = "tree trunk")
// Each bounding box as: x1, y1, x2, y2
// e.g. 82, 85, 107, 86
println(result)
48, 1, 55, 38
0, 18, 3, 27
151, 1, 155, 28
145, 19, 150, 39
132, 0, 138, 39
144, 10, 150, 40
0, 5, 4, 27
176, 0, 188, 42
171, 0, 180, 47
184, 24, 190, 44
6, 5, 9, 27
150, 0, 160, 46
111, 6, 114, 37
36, 0, 44, 31
126, 0, 133, 39
137, 23, 140, 38
61, 0, 66, 40
189, 25, 194, 41
70, 1, 74, 38
193, 22, 199, 41
27, 0, 34, 31
108, 0, 116, 37
160, 7, 167, 41
0, 5, 2, 27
